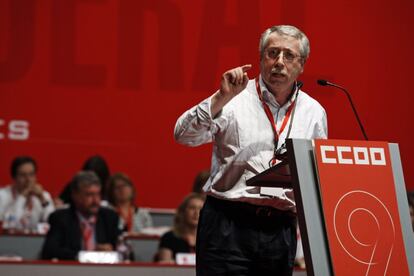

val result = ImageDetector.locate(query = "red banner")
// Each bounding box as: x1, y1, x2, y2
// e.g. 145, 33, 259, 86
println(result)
314, 139, 409, 275
1, 1, 414, 208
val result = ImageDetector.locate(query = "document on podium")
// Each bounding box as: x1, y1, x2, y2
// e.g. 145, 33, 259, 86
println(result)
246, 160, 292, 188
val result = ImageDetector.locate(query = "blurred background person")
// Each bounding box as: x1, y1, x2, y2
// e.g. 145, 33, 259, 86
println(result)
192, 170, 210, 194
42, 171, 121, 260
106, 172, 153, 233
156, 193, 205, 263
57, 155, 111, 206
0, 156, 54, 232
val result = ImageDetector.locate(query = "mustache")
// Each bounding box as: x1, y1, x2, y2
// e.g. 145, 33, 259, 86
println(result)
271, 68, 284, 75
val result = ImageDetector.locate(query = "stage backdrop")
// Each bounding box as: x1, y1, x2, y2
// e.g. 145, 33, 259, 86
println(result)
1, 0, 414, 208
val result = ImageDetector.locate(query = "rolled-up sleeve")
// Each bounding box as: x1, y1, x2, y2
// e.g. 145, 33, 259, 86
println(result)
174, 96, 226, 147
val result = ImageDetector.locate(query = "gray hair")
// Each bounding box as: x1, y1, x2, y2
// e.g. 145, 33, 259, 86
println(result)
259, 25, 310, 60
70, 170, 101, 192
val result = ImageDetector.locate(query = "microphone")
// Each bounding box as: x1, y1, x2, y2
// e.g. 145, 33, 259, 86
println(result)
317, 79, 368, 140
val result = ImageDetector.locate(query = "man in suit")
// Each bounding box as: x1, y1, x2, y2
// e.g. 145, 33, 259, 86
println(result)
42, 171, 121, 260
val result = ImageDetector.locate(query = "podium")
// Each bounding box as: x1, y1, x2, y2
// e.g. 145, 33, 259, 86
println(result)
247, 138, 414, 276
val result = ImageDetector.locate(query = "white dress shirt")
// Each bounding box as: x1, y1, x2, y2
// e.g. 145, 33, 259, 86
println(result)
0, 185, 55, 230
174, 76, 327, 211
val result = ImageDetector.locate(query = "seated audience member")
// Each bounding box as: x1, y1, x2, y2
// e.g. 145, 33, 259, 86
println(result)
192, 170, 210, 194
0, 156, 54, 231
42, 171, 121, 260
156, 193, 205, 263
107, 173, 153, 233
408, 191, 414, 231
58, 155, 111, 206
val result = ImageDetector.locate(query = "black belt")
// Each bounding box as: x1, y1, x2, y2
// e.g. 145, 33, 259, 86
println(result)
206, 195, 296, 220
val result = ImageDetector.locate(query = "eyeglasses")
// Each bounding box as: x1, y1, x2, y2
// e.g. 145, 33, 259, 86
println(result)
264, 48, 302, 63
16, 172, 36, 178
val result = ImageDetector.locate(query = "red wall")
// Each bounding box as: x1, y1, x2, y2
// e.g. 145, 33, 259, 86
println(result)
1, 0, 413, 208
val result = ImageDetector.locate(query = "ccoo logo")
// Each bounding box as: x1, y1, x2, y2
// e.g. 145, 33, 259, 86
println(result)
320, 145, 386, 165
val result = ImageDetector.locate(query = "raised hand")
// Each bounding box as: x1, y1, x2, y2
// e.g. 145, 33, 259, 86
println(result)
29, 183, 44, 198
211, 64, 252, 117
22, 183, 47, 205
219, 64, 252, 98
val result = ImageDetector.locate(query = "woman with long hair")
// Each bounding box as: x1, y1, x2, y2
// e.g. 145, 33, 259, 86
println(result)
106, 172, 152, 233
156, 193, 205, 263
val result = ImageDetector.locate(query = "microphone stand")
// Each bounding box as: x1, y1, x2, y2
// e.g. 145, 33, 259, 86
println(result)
317, 80, 368, 140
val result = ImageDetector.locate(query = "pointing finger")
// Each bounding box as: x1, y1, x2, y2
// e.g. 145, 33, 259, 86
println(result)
241, 64, 252, 72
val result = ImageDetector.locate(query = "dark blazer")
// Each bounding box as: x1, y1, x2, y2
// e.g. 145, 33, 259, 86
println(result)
41, 206, 121, 260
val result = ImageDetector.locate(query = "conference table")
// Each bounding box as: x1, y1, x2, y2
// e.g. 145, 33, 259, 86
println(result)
0, 232, 162, 262
0, 260, 196, 276
0, 207, 175, 260
0, 232, 307, 275
0, 208, 307, 275
0, 260, 307, 276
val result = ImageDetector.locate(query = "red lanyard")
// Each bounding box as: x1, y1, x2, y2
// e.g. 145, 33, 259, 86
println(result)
255, 77, 297, 165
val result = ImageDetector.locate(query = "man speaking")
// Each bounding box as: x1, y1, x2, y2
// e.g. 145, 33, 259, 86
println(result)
174, 25, 327, 275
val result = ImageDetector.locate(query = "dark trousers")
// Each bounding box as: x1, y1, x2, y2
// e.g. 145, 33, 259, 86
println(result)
196, 196, 297, 276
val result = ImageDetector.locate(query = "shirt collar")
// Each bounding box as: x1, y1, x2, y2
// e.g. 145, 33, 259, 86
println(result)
77, 212, 97, 225
258, 75, 299, 108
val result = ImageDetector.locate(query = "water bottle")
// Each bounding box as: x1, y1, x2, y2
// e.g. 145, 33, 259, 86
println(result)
4, 213, 17, 231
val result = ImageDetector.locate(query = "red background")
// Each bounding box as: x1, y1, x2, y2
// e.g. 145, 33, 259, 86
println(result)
1, 0, 413, 208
